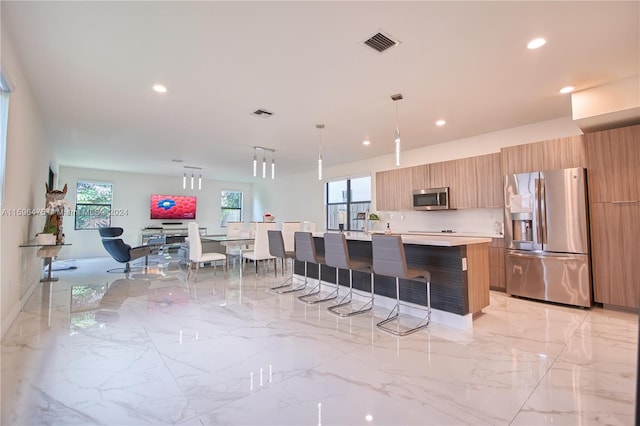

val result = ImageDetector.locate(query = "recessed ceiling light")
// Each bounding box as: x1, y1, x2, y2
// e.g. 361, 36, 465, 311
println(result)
527, 38, 546, 49
559, 86, 575, 94
435, 119, 446, 126
171, 159, 184, 163
153, 84, 167, 93
362, 140, 371, 146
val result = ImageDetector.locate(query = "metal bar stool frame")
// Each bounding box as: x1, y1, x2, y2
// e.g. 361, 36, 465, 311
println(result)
295, 232, 338, 304
371, 234, 432, 336
323, 232, 375, 317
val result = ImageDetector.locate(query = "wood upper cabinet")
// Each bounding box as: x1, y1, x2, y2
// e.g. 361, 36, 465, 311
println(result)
501, 135, 586, 175
585, 125, 640, 203
410, 164, 430, 190
476, 153, 503, 208
451, 157, 478, 209
377, 154, 505, 210
375, 168, 413, 211
589, 202, 640, 308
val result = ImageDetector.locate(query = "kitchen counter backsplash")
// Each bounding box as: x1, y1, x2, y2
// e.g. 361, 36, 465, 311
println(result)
369, 208, 504, 238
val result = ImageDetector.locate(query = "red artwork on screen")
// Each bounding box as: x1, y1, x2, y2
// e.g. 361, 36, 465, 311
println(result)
150, 195, 197, 220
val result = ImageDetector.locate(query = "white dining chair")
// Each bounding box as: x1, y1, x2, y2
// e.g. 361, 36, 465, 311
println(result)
242, 222, 277, 274
187, 222, 227, 280
225, 221, 245, 267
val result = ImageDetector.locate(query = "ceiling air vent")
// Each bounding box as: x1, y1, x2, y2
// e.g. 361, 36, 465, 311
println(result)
363, 31, 399, 53
253, 108, 273, 118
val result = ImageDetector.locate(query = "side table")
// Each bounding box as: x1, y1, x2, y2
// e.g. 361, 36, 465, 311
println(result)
19, 242, 71, 282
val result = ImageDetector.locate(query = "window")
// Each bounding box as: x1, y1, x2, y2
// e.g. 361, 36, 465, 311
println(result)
75, 181, 113, 230
326, 176, 371, 231
220, 190, 243, 227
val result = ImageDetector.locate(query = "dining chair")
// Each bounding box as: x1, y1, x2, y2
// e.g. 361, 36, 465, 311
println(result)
187, 222, 227, 281
225, 221, 245, 267
242, 222, 277, 274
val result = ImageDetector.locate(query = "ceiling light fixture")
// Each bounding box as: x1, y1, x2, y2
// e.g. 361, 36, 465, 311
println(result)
527, 38, 546, 49
252, 146, 276, 179
262, 152, 267, 179
317, 124, 325, 180
153, 84, 167, 93
271, 151, 275, 180
391, 93, 403, 166
559, 86, 575, 94
252, 147, 257, 177
183, 166, 203, 190
435, 119, 446, 126
362, 140, 371, 146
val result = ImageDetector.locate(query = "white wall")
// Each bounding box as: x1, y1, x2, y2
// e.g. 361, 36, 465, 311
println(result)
1, 28, 53, 337
57, 166, 253, 258
253, 116, 583, 234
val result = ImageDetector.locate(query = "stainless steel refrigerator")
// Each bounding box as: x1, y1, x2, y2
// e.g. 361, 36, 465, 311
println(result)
504, 167, 592, 307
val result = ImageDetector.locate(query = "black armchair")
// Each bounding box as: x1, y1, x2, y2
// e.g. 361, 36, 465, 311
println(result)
98, 227, 151, 273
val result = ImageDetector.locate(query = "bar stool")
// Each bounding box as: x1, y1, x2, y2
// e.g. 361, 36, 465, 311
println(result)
296, 232, 337, 304
323, 232, 374, 316
371, 234, 431, 336
268, 230, 306, 293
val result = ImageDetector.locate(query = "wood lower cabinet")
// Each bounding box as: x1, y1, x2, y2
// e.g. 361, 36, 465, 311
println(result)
489, 238, 506, 291
589, 202, 640, 308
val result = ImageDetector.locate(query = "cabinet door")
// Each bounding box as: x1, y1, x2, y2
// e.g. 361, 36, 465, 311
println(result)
501, 135, 585, 175
489, 238, 506, 290
585, 125, 640, 203
375, 168, 412, 211
476, 153, 503, 208
410, 164, 430, 191
590, 202, 640, 308
451, 157, 477, 209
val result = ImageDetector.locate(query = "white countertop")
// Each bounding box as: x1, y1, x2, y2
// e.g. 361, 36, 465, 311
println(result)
404, 230, 503, 239
312, 232, 492, 247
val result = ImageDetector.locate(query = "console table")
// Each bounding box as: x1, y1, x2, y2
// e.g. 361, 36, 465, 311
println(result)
19, 242, 71, 282
141, 227, 207, 246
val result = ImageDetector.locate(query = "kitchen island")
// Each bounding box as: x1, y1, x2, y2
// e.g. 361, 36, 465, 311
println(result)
293, 232, 491, 330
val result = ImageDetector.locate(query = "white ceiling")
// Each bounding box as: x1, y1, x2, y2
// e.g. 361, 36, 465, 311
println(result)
2, 1, 639, 183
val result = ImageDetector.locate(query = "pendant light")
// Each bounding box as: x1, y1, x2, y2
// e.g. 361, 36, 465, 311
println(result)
252, 147, 257, 177
252, 146, 276, 179
271, 150, 275, 179
391, 93, 403, 166
182, 166, 203, 190
317, 124, 324, 180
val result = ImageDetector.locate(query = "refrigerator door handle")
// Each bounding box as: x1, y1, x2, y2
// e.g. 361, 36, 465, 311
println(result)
507, 250, 585, 261
534, 178, 545, 244
539, 177, 547, 244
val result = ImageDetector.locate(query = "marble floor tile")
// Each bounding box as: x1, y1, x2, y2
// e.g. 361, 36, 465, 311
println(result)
1, 255, 637, 425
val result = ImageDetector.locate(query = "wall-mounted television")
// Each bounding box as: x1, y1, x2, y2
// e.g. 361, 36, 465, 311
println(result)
150, 194, 197, 220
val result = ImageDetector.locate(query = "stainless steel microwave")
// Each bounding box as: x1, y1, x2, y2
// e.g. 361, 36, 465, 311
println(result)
412, 187, 450, 210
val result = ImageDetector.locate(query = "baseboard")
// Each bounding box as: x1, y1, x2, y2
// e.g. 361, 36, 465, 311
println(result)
1, 276, 40, 339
